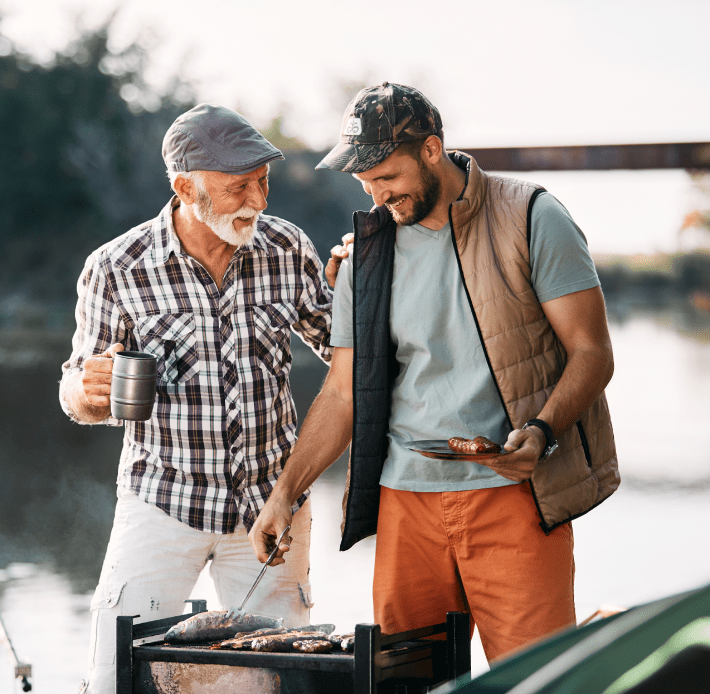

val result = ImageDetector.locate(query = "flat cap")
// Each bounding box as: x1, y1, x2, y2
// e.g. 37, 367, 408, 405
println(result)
163, 103, 284, 175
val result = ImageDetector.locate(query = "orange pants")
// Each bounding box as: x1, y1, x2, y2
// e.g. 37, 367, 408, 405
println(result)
373, 483, 575, 663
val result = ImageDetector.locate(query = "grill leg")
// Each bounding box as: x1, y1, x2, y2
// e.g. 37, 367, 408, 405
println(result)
354, 623, 381, 694
116, 615, 139, 694
446, 611, 471, 681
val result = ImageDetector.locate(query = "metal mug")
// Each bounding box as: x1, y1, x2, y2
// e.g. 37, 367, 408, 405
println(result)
110, 351, 158, 421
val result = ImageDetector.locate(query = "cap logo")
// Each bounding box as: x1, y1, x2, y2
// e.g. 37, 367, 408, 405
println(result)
344, 117, 362, 136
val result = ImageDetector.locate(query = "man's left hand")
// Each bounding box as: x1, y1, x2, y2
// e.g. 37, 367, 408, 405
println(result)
478, 426, 547, 482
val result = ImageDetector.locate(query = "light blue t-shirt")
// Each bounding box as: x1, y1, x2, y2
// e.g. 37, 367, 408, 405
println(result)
330, 192, 600, 492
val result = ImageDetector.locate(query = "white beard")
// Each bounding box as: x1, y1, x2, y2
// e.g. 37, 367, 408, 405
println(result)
193, 189, 259, 248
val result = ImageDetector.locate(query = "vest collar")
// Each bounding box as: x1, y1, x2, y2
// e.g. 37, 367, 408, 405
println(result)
448, 150, 488, 230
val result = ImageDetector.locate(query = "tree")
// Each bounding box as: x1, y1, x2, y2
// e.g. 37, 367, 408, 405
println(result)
0, 17, 194, 308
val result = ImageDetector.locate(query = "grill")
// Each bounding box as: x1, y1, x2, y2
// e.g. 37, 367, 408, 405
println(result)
116, 601, 471, 693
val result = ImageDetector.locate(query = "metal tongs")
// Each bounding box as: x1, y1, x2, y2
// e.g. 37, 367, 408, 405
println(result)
230, 525, 291, 621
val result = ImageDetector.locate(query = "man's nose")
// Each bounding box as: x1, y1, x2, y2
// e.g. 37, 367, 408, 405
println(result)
367, 181, 389, 208
246, 182, 268, 211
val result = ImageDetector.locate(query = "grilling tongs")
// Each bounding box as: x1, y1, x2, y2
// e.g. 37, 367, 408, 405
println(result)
228, 524, 291, 621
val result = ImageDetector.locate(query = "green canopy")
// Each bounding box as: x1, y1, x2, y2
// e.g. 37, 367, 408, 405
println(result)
432, 582, 710, 694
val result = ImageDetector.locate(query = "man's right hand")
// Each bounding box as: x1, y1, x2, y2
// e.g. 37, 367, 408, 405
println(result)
248, 495, 294, 566
81, 343, 124, 407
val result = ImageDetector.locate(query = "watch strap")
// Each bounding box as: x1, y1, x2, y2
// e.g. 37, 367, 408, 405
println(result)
523, 418, 556, 449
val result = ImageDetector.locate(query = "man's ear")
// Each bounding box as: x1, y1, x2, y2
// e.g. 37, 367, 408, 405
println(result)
173, 175, 197, 205
422, 135, 443, 166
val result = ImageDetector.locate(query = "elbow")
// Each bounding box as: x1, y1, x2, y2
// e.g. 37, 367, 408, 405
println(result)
603, 344, 614, 388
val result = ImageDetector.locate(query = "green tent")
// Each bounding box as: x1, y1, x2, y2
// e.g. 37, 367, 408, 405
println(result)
432, 582, 710, 694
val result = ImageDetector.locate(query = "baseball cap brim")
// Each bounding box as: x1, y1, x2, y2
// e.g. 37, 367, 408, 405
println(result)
316, 140, 399, 174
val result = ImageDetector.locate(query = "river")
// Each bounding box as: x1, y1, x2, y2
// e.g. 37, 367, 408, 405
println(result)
1, 303, 709, 692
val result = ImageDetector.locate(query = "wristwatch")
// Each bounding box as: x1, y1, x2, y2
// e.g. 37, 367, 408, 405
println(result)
523, 418, 558, 461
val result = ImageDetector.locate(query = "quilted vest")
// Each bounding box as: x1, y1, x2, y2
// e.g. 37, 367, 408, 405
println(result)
340, 151, 619, 551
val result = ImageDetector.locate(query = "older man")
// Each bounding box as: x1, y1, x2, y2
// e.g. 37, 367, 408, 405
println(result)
250, 83, 619, 663
60, 104, 333, 693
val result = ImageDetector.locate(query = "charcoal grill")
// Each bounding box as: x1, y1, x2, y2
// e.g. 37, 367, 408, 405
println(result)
116, 600, 471, 693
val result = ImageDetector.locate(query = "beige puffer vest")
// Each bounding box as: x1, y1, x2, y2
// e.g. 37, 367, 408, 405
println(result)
450, 152, 620, 531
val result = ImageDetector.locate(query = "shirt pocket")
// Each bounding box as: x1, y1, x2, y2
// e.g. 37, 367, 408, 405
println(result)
251, 302, 298, 374
137, 313, 200, 384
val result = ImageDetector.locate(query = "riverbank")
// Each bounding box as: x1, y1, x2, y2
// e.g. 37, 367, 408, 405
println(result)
2, 303, 710, 691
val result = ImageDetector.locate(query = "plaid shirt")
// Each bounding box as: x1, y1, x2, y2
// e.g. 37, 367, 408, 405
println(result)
61, 197, 333, 533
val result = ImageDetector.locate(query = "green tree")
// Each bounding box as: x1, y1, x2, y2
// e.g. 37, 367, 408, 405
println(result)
0, 18, 194, 309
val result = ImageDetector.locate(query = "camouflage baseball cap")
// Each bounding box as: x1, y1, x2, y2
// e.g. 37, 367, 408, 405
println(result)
316, 82, 443, 174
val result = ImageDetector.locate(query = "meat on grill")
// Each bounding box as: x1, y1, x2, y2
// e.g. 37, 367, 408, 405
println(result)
252, 631, 329, 652
213, 625, 353, 652
211, 627, 287, 650
293, 639, 333, 653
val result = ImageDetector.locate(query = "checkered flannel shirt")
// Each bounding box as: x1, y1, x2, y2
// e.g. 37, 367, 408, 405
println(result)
61, 197, 333, 533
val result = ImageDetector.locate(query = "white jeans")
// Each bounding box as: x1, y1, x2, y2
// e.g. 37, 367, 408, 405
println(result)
81, 489, 312, 694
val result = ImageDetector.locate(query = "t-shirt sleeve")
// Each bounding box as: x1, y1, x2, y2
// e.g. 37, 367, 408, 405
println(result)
330, 254, 354, 348
529, 191, 600, 303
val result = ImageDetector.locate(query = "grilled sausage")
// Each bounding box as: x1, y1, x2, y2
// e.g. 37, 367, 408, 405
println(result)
251, 631, 329, 652
448, 436, 501, 454
292, 639, 333, 653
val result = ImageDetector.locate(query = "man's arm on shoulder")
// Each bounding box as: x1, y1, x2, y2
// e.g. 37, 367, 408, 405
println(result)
249, 346, 354, 563
292, 232, 335, 363
487, 286, 614, 481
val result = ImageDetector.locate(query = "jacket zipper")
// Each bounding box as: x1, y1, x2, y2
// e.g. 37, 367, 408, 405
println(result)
448, 198, 552, 533
447, 206, 515, 434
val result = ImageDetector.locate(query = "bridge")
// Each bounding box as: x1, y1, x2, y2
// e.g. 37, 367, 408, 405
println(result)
459, 142, 710, 171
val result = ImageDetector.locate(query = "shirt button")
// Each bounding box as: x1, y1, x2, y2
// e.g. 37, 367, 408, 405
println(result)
229, 403, 236, 411
230, 447, 237, 454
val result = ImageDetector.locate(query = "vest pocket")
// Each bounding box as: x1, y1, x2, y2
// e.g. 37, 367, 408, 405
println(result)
576, 421, 592, 466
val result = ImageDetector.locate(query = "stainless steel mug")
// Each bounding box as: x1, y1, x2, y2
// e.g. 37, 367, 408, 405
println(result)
110, 351, 158, 421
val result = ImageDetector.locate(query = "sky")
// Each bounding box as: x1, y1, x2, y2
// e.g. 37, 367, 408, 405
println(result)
1, 0, 709, 254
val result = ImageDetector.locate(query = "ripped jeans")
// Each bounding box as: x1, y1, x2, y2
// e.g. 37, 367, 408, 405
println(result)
80, 488, 313, 694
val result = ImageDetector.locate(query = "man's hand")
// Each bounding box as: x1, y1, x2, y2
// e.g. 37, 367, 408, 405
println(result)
325, 233, 354, 288
476, 426, 547, 482
248, 495, 294, 566
82, 343, 124, 407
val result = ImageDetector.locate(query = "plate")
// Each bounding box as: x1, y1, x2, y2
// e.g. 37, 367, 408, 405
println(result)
404, 439, 506, 461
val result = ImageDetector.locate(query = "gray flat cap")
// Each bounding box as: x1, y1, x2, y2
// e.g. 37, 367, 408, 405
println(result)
163, 103, 284, 175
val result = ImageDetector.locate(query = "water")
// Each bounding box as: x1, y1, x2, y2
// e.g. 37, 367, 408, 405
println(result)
1, 306, 710, 692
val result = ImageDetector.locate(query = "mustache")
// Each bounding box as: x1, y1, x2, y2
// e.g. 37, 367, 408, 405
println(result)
234, 207, 260, 220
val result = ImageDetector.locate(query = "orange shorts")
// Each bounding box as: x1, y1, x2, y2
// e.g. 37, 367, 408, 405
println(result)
373, 483, 575, 663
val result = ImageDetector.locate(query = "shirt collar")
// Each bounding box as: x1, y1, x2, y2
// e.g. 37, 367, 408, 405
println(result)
152, 196, 184, 265
152, 196, 269, 265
